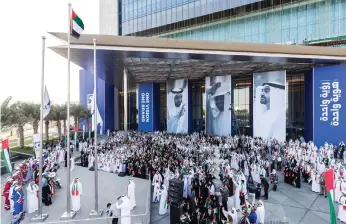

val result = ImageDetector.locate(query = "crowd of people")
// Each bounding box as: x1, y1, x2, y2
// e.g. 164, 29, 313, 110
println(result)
76, 131, 346, 224
2, 141, 71, 219
2, 130, 346, 224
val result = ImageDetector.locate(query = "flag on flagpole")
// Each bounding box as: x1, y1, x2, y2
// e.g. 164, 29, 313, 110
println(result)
1, 139, 12, 174
70, 9, 84, 39
90, 90, 103, 132
325, 168, 337, 224
43, 87, 51, 119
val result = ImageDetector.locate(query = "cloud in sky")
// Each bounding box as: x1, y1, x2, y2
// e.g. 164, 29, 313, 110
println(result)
0, 0, 99, 104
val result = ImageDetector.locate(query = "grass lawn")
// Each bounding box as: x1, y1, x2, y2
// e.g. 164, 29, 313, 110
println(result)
8, 136, 59, 148
10, 146, 35, 155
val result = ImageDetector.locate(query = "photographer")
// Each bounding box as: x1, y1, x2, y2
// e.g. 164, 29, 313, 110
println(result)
106, 201, 120, 224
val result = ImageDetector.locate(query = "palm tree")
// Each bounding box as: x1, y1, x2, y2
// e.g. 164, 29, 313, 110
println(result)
81, 107, 92, 131
60, 104, 67, 133
44, 113, 51, 142
50, 104, 64, 137
1, 96, 12, 129
7, 102, 33, 148
28, 103, 40, 134
70, 104, 85, 128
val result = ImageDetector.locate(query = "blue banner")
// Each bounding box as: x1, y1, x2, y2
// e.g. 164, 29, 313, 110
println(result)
138, 83, 153, 132
313, 65, 346, 146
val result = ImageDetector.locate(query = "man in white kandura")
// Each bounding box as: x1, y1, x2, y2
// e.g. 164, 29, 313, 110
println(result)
70, 177, 82, 212
116, 195, 132, 224
338, 191, 346, 222
256, 200, 265, 224
127, 179, 136, 210
254, 81, 286, 141
26, 181, 39, 214
158, 185, 168, 215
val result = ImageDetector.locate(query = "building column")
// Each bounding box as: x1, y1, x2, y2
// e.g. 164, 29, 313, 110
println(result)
124, 69, 128, 131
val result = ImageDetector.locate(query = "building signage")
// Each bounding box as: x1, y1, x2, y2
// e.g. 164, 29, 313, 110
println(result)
318, 80, 342, 126
313, 65, 346, 146
138, 83, 153, 131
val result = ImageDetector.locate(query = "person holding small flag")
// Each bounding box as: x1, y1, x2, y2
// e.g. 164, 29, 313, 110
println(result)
70, 177, 83, 212
158, 184, 168, 215
2, 177, 13, 210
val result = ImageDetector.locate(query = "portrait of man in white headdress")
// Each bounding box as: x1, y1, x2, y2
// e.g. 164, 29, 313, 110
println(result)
253, 71, 286, 142
167, 79, 188, 133
205, 75, 232, 136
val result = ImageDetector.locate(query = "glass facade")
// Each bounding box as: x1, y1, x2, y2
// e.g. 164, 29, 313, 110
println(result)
161, 0, 346, 45
118, 0, 343, 139
121, 0, 261, 35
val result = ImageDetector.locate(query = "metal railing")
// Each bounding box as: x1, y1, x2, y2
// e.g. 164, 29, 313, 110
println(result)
30, 174, 152, 224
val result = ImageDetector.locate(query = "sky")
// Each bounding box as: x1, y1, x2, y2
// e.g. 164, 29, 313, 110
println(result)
0, 0, 99, 104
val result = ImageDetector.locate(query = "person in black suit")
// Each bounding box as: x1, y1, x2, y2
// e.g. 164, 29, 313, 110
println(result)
260, 175, 269, 200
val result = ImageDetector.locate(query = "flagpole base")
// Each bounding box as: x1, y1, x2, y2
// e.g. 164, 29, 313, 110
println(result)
31, 214, 49, 222
60, 211, 76, 220
89, 210, 103, 217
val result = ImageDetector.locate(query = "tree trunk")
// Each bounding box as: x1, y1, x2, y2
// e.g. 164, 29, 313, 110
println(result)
74, 117, 77, 128
45, 120, 49, 142
33, 120, 39, 134
63, 120, 67, 133
18, 125, 25, 148
57, 120, 62, 137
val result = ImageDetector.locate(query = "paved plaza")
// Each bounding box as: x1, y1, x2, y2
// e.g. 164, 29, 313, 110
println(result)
150, 172, 338, 224
1, 164, 342, 224
1, 165, 151, 224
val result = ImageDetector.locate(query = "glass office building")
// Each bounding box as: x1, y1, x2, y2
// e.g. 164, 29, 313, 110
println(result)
97, 0, 346, 139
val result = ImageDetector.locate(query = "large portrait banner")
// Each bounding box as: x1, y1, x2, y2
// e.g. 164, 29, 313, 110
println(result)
253, 71, 286, 142
167, 79, 189, 133
205, 75, 232, 136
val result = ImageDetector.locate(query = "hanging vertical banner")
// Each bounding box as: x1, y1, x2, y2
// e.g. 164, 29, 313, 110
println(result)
313, 65, 346, 146
167, 79, 189, 133
138, 83, 153, 131
33, 133, 41, 159
253, 71, 286, 142
205, 75, 232, 136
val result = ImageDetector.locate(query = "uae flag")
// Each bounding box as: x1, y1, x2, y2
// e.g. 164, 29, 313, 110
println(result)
325, 168, 337, 224
163, 199, 168, 209
70, 9, 84, 39
1, 139, 12, 174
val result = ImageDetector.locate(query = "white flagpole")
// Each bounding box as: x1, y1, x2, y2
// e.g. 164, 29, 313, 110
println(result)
31, 36, 49, 222
89, 38, 102, 217
61, 3, 75, 220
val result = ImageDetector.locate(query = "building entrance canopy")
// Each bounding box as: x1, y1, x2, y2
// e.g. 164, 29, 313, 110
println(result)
49, 32, 346, 85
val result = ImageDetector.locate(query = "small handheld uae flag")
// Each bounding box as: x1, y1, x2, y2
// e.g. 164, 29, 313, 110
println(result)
1, 139, 12, 174
70, 9, 84, 39
325, 168, 337, 224
163, 199, 168, 209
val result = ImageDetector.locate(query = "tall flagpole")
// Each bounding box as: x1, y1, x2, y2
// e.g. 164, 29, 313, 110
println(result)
89, 38, 102, 217
31, 36, 49, 222
61, 2, 75, 220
